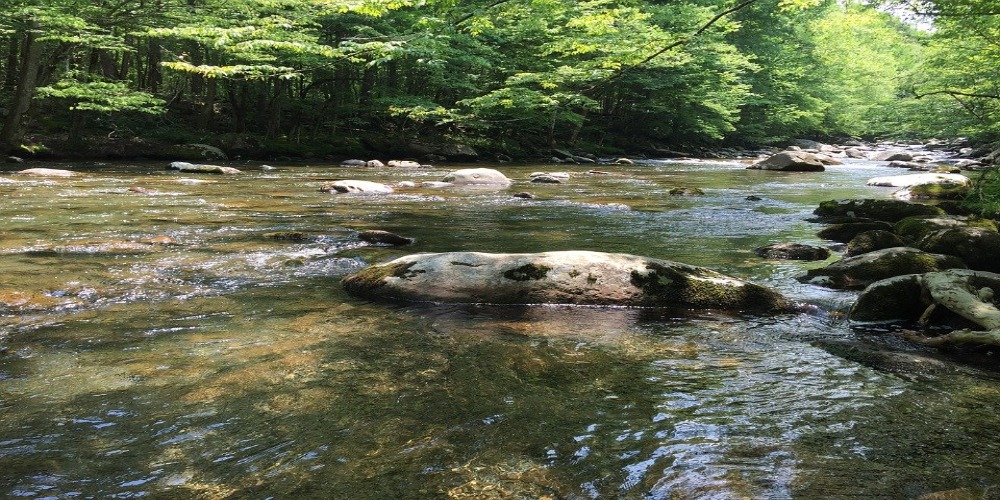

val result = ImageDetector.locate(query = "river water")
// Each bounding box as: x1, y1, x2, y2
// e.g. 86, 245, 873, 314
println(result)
1, 157, 998, 499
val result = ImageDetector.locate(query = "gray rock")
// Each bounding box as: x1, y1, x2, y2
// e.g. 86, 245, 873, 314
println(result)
873, 151, 915, 162
531, 175, 562, 184
866, 173, 971, 188
340, 159, 367, 167
342, 251, 794, 312
747, 151, 825, 172
15, 168, 77, 177
388, 160, 424, 168
441, 168, 512, 187
319, 180, 394, 194
887, 161, 926, 170
167, 162, 241, 175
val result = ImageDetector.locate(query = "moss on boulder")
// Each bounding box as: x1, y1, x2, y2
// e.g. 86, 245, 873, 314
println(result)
814, 199, 945, 223
917, 226, 1000, 273
845, 230, 905, 257
801, 247, 966, 289
342, 251, 794, 313
817, 221, 893, 243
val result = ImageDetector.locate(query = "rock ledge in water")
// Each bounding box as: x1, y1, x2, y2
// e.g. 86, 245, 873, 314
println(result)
342, 251, 793, 313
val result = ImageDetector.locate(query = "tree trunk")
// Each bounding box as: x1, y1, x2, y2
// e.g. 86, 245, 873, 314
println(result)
146, 39, 161, 93
4, 36, 18, 92
1, 22, 42, 152
198, 77, 216, 130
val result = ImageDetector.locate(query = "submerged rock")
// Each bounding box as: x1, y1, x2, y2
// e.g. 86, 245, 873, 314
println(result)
801, 247, 966, 289
342, 251, 794, 313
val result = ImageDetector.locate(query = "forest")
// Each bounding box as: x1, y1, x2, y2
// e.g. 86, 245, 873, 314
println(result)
0, 0, 997, 160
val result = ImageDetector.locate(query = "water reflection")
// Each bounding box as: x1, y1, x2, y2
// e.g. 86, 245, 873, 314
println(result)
1, 160, 1000, 498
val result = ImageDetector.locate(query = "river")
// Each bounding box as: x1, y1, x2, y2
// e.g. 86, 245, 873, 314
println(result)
1, 157, 998, 498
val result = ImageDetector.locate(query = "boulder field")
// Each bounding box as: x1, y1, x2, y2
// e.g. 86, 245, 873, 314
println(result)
342, 250, 794, 313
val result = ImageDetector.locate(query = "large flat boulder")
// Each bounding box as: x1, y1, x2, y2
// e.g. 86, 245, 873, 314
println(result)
167, 161, 241, 175
747, 151, 825, 172
342, 251, 794, 313
15, 168, 78, 177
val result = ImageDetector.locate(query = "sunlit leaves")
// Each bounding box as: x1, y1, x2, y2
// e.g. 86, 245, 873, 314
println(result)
36, 78, 165, 114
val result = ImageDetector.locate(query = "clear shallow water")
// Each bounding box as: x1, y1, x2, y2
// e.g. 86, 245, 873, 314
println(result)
1, 158, 999, 498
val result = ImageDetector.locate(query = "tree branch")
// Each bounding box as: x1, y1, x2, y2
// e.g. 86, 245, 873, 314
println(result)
913, 89, 1000, 100
588, 0, 760, 91
454, 0, 517, 27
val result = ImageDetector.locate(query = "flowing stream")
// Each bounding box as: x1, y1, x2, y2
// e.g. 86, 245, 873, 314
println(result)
2, 156, 999, 499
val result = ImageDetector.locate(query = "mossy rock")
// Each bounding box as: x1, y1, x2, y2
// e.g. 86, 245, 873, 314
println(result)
359, 230, 413, 246
916, 226, 1000, 273
894, 216, 997, 242
895, 182, 970, 200
846, 230, 906, 256
817, 221, 893, 243
814, 199, 945, 223
343, 251, 794, 313
801, 247, 966, 289
848, 274, 926, 322
754, 243, 831, 261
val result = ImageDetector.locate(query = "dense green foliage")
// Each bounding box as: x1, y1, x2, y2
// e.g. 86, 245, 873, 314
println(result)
0, 0, 986, 157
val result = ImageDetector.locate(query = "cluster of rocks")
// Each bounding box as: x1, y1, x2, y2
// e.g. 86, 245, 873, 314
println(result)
746, 138, 989, 172
800, 197, 1000, 348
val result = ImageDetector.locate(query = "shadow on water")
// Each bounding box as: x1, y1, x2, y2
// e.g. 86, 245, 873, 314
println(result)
3, 160, 1000, 498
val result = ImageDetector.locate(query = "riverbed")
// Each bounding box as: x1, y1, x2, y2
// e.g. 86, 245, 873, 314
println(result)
1, 157, 998, 498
